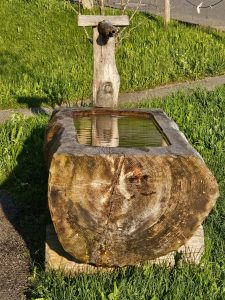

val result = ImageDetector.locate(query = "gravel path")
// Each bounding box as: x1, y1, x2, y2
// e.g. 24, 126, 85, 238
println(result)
118, 74, 225, 104
1, 73, 224, 123
0, 191, 30, 300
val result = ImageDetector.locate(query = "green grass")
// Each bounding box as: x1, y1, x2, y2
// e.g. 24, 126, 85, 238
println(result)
0, 114, 49, 263
0, 86, 224, 299
1, 0, 225, 108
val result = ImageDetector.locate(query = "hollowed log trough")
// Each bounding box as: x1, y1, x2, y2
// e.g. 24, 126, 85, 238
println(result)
44, 107, 219, 267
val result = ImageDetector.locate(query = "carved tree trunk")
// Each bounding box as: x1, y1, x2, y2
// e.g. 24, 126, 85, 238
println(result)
77, 15, 129, 108
45, 108, 219, 267
93, 27, 120, 107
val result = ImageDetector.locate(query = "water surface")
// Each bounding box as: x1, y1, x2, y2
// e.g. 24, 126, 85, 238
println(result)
74, 115, 168, 148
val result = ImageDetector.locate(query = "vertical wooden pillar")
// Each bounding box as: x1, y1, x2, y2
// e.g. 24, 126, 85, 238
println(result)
164, 0, 170, 25
92, 28, 120, 107
82, 0, 94, 10
78, 15, 129, 108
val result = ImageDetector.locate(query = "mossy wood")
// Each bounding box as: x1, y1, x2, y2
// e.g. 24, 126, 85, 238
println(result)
45, 107, 219, 267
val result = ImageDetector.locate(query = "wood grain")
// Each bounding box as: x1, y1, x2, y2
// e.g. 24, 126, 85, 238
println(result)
81, 0, 94, 10
78, 15, 129, 27
92, 27, 120, 107
44, 108, 219, 267
45, 224, 204, 274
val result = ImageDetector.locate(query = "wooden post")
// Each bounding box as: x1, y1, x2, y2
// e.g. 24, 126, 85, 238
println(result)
82, 0, 94, 10
164, 0, 170, 25
78, 15, 129, 108
99, 0, 105, 15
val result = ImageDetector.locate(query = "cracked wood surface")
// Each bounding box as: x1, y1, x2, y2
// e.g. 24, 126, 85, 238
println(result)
78, 15, 129, 108
92, 26, 120, 107
45, 224, 204, 274
78, 15, 129, 27
44, 107, 219, 267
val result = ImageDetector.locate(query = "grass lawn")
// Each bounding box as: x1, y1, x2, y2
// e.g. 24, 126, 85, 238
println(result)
1, 0, 225, 108
0, 86, 224, 299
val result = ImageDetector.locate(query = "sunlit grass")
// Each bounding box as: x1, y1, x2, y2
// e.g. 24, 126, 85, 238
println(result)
1, 0, 225, 108
0, 86, 224, 299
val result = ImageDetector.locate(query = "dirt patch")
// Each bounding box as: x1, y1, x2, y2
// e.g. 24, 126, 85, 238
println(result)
0, 191, 30, 300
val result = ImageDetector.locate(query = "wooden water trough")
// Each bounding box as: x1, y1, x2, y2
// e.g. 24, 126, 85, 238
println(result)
44, 107, 219, 270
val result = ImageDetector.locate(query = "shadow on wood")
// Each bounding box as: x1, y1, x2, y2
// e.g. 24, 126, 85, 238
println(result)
45, 224, 205, 275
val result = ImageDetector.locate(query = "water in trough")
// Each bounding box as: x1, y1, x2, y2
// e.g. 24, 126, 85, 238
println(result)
74, 114, 168, 148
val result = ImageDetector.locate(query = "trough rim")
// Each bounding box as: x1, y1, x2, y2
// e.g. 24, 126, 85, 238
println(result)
51, 107, 202, 160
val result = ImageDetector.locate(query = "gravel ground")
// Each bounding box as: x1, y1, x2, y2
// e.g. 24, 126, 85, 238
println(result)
0, 191, 30, 300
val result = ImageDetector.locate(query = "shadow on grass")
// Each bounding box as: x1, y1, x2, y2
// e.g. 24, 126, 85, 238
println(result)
1, 126, 49, 267
140, 12, 165, 26
140, 12, 199, 30
17, 96, 52, 114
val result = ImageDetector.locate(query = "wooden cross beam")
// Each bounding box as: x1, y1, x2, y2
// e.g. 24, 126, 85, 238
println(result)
78, 15, 129, 108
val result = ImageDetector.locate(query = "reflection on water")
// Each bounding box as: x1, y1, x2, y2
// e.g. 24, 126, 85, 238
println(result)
74, 115, 168, 148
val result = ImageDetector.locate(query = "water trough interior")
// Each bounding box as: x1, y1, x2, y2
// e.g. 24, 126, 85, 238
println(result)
73, 111, 169, 148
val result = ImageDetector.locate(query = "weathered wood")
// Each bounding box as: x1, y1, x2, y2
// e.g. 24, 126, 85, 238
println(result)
45, 224, 114, 274
78, 15, 129, 27
164, 0, 170, 24
99, 0, 105, 15
92, 27, 120, 107
78, 15, 129, 108
44, 107, 219, 267
81, 0, 94, 10
45, 224, 204, 274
